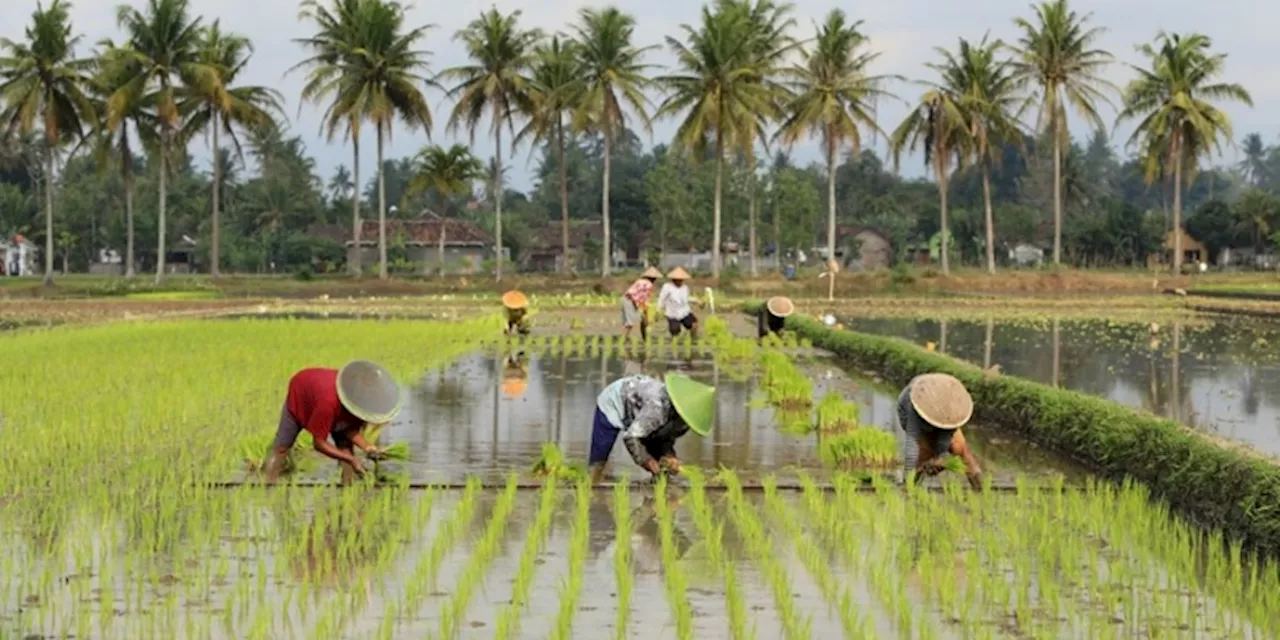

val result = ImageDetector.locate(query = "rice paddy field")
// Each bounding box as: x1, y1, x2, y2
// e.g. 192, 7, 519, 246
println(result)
2, 304, 1279, 639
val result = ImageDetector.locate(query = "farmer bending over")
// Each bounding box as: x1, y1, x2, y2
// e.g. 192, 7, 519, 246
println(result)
758, 296, 794, 340
896, 373, 984, 489
589, 373, 714, 482
502, 290, 531, 335
621, 266, 661, 340
266, 360, 403, 484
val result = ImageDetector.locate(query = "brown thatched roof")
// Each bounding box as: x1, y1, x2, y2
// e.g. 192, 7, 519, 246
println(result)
307, 219, 491, 246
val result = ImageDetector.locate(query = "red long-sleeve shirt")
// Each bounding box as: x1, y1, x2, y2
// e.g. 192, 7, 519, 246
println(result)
286, 368, 362, 443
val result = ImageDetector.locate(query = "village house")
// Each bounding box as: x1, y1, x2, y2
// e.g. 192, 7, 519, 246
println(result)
1148, 227, 1207, 270
318, 215, 493, 275
836, 226, 893, 270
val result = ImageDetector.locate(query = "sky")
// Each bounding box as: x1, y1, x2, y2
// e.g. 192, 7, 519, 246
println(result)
1, 0, 1271, 194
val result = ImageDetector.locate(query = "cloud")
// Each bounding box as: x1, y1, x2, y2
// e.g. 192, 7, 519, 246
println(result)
1, 0, 1270, 191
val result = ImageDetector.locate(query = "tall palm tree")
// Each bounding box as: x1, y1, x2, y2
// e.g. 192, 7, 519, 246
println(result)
1239, 132, 1267, 187
333, 0, 434, 280
658, 6, 774, 280
183, 21, 282, 277
570, 8, 654, 277
890, 79, 970, 275
111, 0, 211, 284
516, 35, 579, 274
776, 9, 893, 286
0, 0, 96, 285
719, 0, 796, 276
407, 143, 483, 273
933, 35, 1022, 274
1116, 32, 1251, 274
441, 8, 540, 281
1011, 0, 1114, 266
294, 0, 366, 276
88, 40, 156, 278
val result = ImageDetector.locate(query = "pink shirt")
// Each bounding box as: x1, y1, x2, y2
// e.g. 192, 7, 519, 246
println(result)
625, 279, 654, 306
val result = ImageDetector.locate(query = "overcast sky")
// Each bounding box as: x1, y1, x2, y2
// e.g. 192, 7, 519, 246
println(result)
2, 0, 1269, 193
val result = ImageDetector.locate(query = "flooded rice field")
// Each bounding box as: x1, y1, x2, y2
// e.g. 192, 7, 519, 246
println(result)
845, 316, 1280, 458
274, 352, 1086, 487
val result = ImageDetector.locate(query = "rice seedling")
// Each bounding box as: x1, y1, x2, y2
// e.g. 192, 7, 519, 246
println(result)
494, 475, 560, 640
436, 473, 518, 639
819, 430, 899, 469
530, 442, 588, 481
613, 481, 634, 640
654, 477, 695, 639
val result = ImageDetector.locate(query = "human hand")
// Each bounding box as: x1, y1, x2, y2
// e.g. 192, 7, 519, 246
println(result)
350, 458, 367, 476
365, 447, 387, 461
967, 472, 984, 491
919, 458, 946, 476
659, 456, 681, 475
644, 459, 662, 476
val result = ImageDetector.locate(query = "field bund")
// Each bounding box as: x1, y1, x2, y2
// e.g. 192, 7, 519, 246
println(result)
755, 304, 1280, 554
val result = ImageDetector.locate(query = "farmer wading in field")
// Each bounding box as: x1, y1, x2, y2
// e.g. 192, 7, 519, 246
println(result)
896, 373, 984, 489
589, 373, 715, 482
621, 266, 662, 340
266, 360, 403, 484
502, 290, 531, 336
757, 296, 794, 339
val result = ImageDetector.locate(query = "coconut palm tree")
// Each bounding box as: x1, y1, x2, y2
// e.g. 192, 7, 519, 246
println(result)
294, 0, 367, 276
569, 7, 654, 277
0, 0, 96, 285
516, 35, 580, 274
933, 35, 1022, 274
1239, 132, 1267, 187
407, 143, 483, 273
331, 0, 434, 280
1116, 32, 1251, 274
1011, 0, 1115, 266
719, 0, 796, 276
110, 0, 212, 284
441, 8, 540, 281
776, 9, 894, 283
183, 21, 283, 277
87, 40, 157, 279
890, 78, 970, 275
658, 6, 775, 280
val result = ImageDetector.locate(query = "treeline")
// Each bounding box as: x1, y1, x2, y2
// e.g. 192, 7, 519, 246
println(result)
0, 0, 1267, 281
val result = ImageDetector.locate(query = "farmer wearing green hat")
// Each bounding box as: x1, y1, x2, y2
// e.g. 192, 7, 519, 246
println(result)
589, 373, 715, 482
265, 360, 404, 485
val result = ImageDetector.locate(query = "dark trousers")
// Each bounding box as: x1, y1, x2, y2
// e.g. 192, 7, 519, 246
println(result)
589, 408, 675, 466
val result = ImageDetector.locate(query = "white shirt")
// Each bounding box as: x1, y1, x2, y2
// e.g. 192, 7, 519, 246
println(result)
657, 283, 691, 320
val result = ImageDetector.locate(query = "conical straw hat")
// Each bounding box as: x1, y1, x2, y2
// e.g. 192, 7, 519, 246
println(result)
501, 290, 528, 309
667, 267, 691, 280
337, 360, 403, 424
665, 373, 714, 436
766, 296, 794, 318
908, 373, 972, 430
641, 266, 663, 279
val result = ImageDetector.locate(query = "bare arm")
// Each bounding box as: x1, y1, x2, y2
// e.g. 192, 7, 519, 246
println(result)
313, 437, 360, 467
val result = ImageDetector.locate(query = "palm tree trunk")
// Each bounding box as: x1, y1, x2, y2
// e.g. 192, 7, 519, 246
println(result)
42, 146, 54, 286
155, 131, 167, 285
494, 125, 504, 281
825, 140, 837, 288
210, 117, 222, 277
601, 133, 612, 277
351, 131, 362, 276
438, 208, 446, 276
1052, 130, 1063, 266
748, 173, 758, 277
124, 158, 135, 278
712, 133, 723, 280
982, 163, 996, 274
558, 118, 570, 274
1172, 139, 1183, 275
937, 155, 950, 276
377, 121, 388, 280
773, 192, 782, 274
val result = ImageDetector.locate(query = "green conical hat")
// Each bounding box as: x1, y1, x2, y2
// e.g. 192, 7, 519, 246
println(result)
337, 360, 403, 424
665, 373, 715, 436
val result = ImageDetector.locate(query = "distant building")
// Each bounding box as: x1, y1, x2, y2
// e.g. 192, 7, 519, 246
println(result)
317, 216, 493, 275
520, 219, 603, 273
1149, 227, 1207, 269
836, 226, 893, 270
1009, 243, 1045, 268
1, 235, 35, 276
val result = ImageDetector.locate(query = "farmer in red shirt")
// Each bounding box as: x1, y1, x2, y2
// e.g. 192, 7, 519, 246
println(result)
265, 360, 404, 484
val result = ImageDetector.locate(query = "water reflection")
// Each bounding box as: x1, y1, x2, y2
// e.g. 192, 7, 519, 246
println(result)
374, 353, 1083, 485
845, 316, 1280, 457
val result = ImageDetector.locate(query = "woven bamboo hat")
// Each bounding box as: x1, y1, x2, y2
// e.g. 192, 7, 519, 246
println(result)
501, 290, 528, 309
908, 373, 973, 429
337, 360, 403, 424
641, 266, 663, 280
667, 267, 691, 280
766, 296, 794, 318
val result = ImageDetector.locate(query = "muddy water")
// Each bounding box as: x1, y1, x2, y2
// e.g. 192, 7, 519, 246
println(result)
359, 353, 1084, 487
844, 316, 1280, 457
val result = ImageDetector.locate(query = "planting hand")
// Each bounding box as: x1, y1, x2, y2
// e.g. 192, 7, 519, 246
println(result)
364, 447, 387, 461
919, 458, 946, 476
966, 472, 984, 491
644, 459, 662, 476
659, 456, 681, 475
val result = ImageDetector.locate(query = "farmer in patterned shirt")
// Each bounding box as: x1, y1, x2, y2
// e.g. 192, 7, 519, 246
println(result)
265, 360, 403, 484
621, 266, 662, 340
588, 373, 715, 482
896, 373, 984, 489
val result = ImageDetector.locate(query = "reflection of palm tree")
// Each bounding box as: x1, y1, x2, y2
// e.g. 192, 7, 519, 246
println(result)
1240, 365, 1261, 417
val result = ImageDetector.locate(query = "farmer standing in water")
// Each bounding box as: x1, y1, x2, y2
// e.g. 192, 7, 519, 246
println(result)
589, 373, 715, 483
757, 296, 794, 340
896, 373, 984, 489
265, 360, 403, 484
621, 266, 662, 340
502, 290, 531, 336
657, 267, 698, 337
